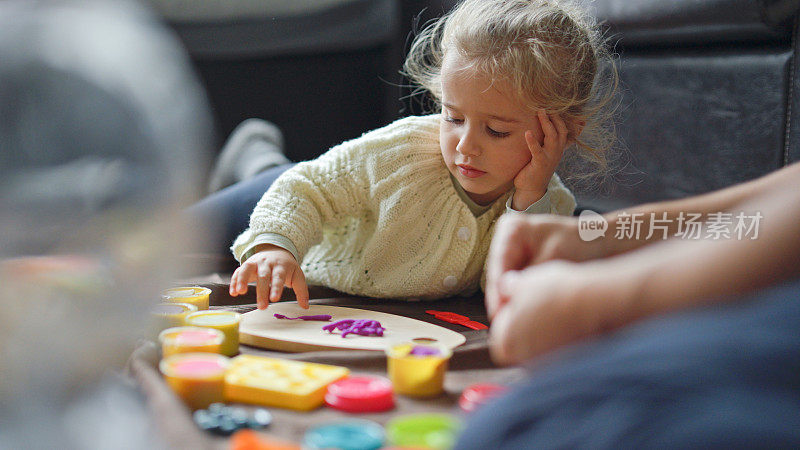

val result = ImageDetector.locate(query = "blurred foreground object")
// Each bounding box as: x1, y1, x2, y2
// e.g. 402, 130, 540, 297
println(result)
0, 1, 212, 448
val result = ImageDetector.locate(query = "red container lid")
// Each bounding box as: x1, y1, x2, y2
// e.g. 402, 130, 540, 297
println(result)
325, 375, 395, 413
458, 383, 508, 413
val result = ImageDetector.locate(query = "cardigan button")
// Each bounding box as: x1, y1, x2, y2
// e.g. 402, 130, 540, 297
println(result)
443, 275, 458, 289
457, 227, 470, 241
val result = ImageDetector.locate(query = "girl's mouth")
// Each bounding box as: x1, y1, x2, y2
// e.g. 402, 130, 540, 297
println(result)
457, 164, 486, 178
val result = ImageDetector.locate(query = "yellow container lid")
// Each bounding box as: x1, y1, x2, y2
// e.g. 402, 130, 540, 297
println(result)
162, 286, 211, 300
159, 326, 225, 347
185, 310, 241, 325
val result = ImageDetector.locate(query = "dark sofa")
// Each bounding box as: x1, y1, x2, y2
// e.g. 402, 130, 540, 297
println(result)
580, 0, 800, 212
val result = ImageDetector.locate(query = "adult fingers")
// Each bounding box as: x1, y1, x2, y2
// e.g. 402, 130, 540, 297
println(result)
490, 262, 590, 365
486, 215, 536, 318
489, 270, 551, 365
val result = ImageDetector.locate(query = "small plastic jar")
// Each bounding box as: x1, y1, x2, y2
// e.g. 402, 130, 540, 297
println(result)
158, 326, 225, 357
386, 341, 451, 397
162, 286, 212, 311
386, 413, 461, 449
185, 310, 241, 356
159, 353, 230, 410
303, 420, 385, 450
148, 302, 198, 340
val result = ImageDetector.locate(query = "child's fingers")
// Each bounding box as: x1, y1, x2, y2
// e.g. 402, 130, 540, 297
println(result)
270, 266, 286, 302
537, 110, 566, 163
525, 129, 546, 163
232, 263, 256, 296
251, 261, 270, 309
288, 268, 310, 309
537, 111, 557, 152
552, 114, 569, 148
256, 276, 270, 310
229, 268, 240, 296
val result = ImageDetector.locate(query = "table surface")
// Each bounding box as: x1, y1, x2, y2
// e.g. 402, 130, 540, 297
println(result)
130, 280, 527, 449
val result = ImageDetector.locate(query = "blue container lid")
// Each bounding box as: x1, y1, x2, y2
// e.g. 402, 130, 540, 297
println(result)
303, 420, 385, 450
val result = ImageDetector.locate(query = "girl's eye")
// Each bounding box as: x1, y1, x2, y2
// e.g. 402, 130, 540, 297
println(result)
445, 115, 463, 124
487, 127, 511, 138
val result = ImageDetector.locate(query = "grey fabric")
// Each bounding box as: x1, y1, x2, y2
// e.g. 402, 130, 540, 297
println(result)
587, 0, 799, 46
571, 0, 799, 212
576, 49, 790, 212
163, 0, 398, 59
150, 0, 358, 22
786, 19, 800, 165
155, 0, 402, 166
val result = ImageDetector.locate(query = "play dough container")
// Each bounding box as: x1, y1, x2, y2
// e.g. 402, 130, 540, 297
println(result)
225, 354, 350, 411
386, 413, 461, 449
303, 420, 385, 450
185, 310, 241, 356
160, 353, 230, 410
148, 302, 198, 339
162, 286, 211, 311
386, 341, 451, 397
158, 326, 225, 357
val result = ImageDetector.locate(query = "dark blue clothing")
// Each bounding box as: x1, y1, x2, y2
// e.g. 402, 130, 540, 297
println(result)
186, 163, 295, 255
456, 280, 800, 449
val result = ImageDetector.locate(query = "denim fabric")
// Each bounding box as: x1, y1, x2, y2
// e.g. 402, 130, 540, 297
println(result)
186, 163, 296, 255
456, 279, 800, 449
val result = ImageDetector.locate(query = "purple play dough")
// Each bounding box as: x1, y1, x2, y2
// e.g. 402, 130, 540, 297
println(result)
409, 346, 440, 356
322, 319, 385, 338
273, 313, 332, 321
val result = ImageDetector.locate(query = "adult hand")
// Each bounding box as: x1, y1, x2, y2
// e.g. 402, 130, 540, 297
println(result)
485, 213, 606, 320
488, 260, 626, 365
511, 111, 569, 206
229, 245, 310, 310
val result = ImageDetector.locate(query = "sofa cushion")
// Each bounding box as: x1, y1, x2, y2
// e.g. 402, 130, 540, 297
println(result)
148, 0, 397, 58
575, 49, 791, 212
589, 0, 798, 46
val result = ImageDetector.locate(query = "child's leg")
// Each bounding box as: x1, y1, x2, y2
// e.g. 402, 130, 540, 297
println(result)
455, 279, 800, 449
185, 163, 296, 256
207, 118, 290, 193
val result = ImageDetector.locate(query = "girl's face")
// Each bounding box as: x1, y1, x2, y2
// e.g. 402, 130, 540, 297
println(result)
439, 53, 545, 205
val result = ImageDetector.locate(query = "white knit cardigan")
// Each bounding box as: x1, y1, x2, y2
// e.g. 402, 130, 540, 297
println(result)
232, 115, 576, 299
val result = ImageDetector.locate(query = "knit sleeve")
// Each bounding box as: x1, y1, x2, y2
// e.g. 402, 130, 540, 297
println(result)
547, 173, 577, 216
231, 138, 372, 263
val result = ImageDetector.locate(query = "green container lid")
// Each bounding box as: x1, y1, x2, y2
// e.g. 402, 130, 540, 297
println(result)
386, 413, 461, 449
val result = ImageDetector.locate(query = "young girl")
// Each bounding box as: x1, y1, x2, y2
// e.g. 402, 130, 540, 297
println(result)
229, 0, 616, 309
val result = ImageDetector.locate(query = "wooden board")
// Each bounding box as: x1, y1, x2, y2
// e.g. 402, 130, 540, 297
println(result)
239, 303, 466, 353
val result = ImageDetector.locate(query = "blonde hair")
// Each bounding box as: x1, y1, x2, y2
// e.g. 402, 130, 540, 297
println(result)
403, 0, 618, 177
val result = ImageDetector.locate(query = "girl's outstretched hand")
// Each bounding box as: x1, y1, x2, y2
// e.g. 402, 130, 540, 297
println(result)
229, 245, 310, 310
511, 111, 570, 209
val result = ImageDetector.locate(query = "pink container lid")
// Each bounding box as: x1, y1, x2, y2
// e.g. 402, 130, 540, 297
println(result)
160, 353, 230, 378
325, 375, 395, 413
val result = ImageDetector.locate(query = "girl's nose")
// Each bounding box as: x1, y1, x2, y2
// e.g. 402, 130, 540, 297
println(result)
456, 127, 481, 156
